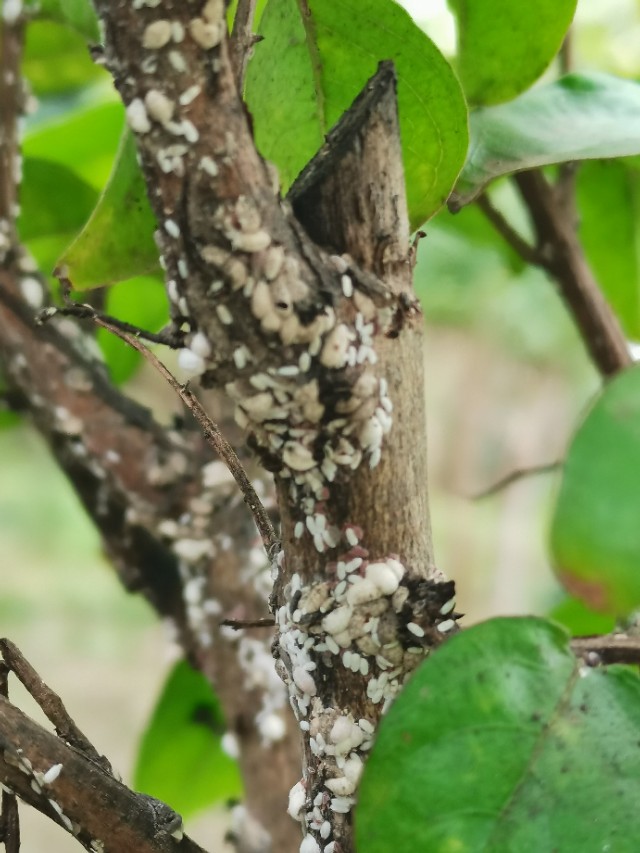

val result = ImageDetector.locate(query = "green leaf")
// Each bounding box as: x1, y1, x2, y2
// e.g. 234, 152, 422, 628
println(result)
447, 0, 577, 106
24, 0, 100, 41
134, 660, 242, 818
23, 21, 105, 96
18, 158, 98, 275
577, 159, 640, 339
19, 158, 99, 242
56, 128, 160, 290
23, 100, 124, 191
245, 0, 468, 228
551, 365, 640, 616
356, 617, 640, 853
548, 595, 616, 637
455, 73, 640, 206
98, 277, 168, 383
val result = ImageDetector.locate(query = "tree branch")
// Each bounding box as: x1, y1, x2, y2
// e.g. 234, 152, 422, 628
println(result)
0, 639, 111, 775
0, 695, 207, 853
571, 633, 640, 666
92, 3, 455, 846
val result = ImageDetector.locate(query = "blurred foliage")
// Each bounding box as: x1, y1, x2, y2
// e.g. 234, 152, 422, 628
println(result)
549, 595, 616, 636
551, 365, 640, 616
23, 20, 103, 96
134, 661, 242, 819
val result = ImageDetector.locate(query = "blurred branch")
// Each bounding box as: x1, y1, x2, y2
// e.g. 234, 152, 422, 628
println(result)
0, 639, 111, 774
475, 193, 540, 266
571, 633, 640, 666
471, 460, 561, 500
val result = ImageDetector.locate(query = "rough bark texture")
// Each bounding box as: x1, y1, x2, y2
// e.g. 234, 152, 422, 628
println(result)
1, 2, 457, 852
0, 696, 206, 852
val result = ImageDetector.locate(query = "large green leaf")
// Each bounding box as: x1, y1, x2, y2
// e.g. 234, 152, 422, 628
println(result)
454, 73, 640, 207
577, 159, 640, 340
98, 276, 169, 383
447, 0, 577, 106
356, 617, 640, 852
134, 661, 242, 818
56, 128, 159, 290
551, 366, 640, 616
24, 0, 100, 41
245, 0, 468, 228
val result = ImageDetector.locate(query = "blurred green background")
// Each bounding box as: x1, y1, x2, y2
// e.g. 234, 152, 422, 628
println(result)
2, 0, 639, 848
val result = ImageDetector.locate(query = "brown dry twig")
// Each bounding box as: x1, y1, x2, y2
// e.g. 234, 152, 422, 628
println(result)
0, 639, 111, 774
39, 302, 279, 557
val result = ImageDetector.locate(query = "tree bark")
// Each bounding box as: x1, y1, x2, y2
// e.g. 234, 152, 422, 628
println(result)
1, 2, 459, 851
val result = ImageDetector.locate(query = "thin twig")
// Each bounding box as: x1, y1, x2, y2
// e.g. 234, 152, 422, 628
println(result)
220, 617, 275, 630
0, 639, 111, 775
230, 0, 259, 90
571, 633, 640, 667
475, 193, 541, 266
52, 302, 186, 349
40, 305, 279, 555
471, 460, 561, 500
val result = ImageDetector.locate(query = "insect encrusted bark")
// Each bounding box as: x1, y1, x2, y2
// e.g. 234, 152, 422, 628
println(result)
42, 1, 460, 850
